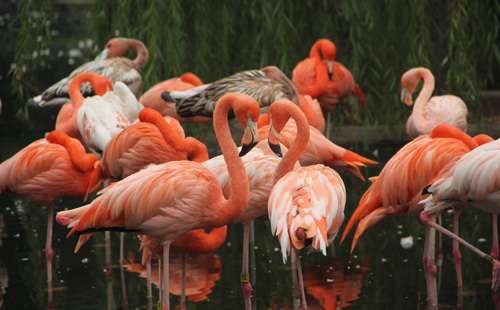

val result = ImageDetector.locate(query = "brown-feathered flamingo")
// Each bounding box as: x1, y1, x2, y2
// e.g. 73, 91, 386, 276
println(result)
56, 92, 262, 310
31, 37, 148, 108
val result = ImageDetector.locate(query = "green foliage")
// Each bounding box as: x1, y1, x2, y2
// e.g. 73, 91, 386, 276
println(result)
8, 0, 500, 129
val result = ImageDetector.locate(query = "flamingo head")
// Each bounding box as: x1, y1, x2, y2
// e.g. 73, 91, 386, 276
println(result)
228, 93, 260, 156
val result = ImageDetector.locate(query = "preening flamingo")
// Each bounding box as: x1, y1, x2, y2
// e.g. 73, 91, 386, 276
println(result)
30, 37, 148, 108
267, 106, 347, 309
140, 72, 210, 123
76, 73, 144, 157
202, 99, 308, 309
257, 112, 377, 180
341, 124, 482, 307
0, 130, 101, 307
56, 92, 261, 310
164, 66, 300, 118
401, 67, 468, 139
55, 71, 113, 149
420, 137, 500, 300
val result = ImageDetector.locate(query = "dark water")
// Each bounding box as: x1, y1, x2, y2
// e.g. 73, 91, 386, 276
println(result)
0, 109, 498, 310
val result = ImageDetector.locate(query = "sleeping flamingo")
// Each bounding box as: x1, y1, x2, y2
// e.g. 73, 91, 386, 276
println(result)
139, 72, 210, 123
420, 137, 500, 304
401, 67, 468, 139
0, 130, 101, 307
76, 73, 144, 157
257, 112, 377, 181
292, 38, 365, 138
341, 124, 483, 307
164, 66, 300, 118
267, 102, 347, 310
30, 37, 148, 108
56, 92, 262, 310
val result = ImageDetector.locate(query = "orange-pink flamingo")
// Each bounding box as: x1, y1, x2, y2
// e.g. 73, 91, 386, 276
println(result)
0, 130, 101, 307
56, 92, 261, 310
140, 72, 210, 123
401, 67, 468, 139
31, 37, 148, 108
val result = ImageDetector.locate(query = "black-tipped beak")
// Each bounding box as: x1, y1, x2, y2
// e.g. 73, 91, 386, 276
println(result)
161, 91, 174, 103
269, 141, 282, 157
239, 141, 257, 157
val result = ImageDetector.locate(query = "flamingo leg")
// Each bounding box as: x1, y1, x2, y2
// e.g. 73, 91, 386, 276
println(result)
180, 252, 187, 310
422, 216, 438, 307
105, 231, 115, 310
119, 232, 129, 310
46, 204, 54, 309
146, 251, 153, 298
162, 243, 171, 310
437, 215, 443, 292
492, 214, 499, 259
294, 250, 309, 310
249, 220, 257, 309
291, 250, 300, 308
241, 222, 252, 310
453, 209, 463, 307
421, 210, 500, 293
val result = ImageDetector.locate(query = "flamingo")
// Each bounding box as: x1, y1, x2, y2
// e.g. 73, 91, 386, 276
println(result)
56, 92, 262, 310
420, 137, 500, 303
401, 67, 468, 139
292, 38, 365, 138
76, 73, 144, 157
164, 66, 300, 118
340, 124, 483, 307
30, 37, 148, 108
202, 99, 309, 309
55, 72, 113, 149
298, 94, 325, 133
0, 130, 101, 307
257, 112, 377, 180
267, 103, 347, 310
139, 72, 210, 123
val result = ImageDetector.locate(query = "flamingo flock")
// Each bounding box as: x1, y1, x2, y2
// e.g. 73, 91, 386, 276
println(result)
2, 36, 498, 310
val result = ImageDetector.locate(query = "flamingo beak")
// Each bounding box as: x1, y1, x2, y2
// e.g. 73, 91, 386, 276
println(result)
240, 117, 258, 157
401, 86, 413, 110
326, 60, 334, 79
95, 47, 110, 60
267, 116, 282, 158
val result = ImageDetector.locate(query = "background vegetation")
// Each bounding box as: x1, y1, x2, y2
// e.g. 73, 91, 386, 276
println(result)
3, 0, 500, 132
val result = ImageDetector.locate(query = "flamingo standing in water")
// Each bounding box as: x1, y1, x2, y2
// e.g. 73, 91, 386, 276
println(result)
401, 67, 468, 139
257, 112, 377, 181
267, 101, 347, 310
56, 92, 262, 310
140, 72, 210, 123
340, 124, 486, 307
420, 137, 500, 303
292, 38, 365, 138
76, 73, 144, 157
164, 66, 300, 118
0, 130, 101, 307
30, 37, 148, 108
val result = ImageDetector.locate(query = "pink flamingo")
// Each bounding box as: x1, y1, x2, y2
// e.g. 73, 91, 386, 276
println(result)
267, 101, 347, 310
298, 94, 325, 133
56, 92, 261, 310
31, 37, 148, 108
140, 72, 210, 123
401, 67, 468, 139
0, 130, 101, 307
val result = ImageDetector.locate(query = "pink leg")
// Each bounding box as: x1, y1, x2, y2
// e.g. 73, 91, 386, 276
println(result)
46, 204, 54, 309
180, 253, 187, 310
104, 231, 115, 310
422, 219, 438, 307
291, 250, 300, 306
437, 215, 443, 291
241, 222, 252, 310
162, 243, 171, 310
421, 210, 500, 293
120, 232, 129, 310
146, 252, 153, 298
453, 209, 463, 306
294, 250, 309, 310
492, 214, 499, 259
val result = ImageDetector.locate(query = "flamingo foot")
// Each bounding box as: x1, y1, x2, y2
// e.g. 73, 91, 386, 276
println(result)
490, 257, 500, 292
241, 280, 252, 309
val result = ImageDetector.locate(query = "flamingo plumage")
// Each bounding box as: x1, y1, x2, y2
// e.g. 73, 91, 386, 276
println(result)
56, 92, 261, 310
401, 67, 468, 139
30, 37, 148, 108
0, 130, 101, 307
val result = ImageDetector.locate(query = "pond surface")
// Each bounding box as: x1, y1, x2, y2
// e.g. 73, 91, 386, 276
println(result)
0, 108, 498, 310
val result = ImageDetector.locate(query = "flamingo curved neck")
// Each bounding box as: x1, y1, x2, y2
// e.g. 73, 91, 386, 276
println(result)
46, 131, 98, 172
273, 104, 310, 184
211, 96, 250, 226
128, 39, 149, 68
411, 69, 436, 134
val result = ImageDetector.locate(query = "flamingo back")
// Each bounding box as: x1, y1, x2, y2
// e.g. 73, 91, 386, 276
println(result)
268, 165, 346, 263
